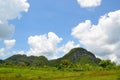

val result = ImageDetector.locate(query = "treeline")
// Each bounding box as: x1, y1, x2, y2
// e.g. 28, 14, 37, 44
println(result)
0, 58, 120, 71
0, 48, 120, 71
0, 55, 48, 67
56, 59, 120, 71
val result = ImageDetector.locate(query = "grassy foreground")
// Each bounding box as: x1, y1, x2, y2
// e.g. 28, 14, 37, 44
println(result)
0, 67, 120, 80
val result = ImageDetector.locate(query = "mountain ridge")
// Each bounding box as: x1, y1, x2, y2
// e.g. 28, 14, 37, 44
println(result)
2, 47, 101, 66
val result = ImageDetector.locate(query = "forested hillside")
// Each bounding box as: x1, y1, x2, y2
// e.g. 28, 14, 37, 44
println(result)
1, 48, 101, 67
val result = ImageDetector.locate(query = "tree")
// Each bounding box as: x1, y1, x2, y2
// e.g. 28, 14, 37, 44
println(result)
3, 61, 14, 66
57, 60, 71, 70
61, 60, 71, 68
99, 60, 116, 69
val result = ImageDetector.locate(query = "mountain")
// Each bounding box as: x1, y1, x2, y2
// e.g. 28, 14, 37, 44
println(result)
3, 48, 101, 66
62, 48, 101, 65
49, 48, 101, 66
5, 54, 48, 66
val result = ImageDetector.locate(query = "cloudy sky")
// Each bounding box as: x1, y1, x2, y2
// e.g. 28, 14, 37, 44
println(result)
0, 0, 120, 63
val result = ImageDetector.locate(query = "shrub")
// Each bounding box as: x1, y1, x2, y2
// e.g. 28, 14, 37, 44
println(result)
99, 60, 116, 69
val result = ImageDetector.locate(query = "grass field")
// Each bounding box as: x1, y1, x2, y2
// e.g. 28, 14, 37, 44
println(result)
0, 67, 120, 80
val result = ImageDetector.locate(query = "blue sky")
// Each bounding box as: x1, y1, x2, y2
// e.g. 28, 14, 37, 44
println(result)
11, 0, 120, 49
0, 0, 120, 63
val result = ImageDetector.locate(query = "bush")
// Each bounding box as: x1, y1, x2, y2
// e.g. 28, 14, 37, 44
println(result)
99, 60, 116, 69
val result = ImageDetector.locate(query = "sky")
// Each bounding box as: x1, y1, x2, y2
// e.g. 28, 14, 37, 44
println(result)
0, 0, 120, 64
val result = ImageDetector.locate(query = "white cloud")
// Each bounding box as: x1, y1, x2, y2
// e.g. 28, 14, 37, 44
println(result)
0, 0, 30, 59
27, 32, 80, 59
77, 0, 102, 8
0, 0, 30, 21
0, 23, 14, 39
72, 10, 120, 63
4, 39, 16, 49
0, 39, 16, 59
27, 32, 62, 59
0, 0, 30, 39
60, 41, 80, 54
0, 31, 80, 60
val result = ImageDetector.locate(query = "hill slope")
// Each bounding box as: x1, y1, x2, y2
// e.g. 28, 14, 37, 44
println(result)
5, 54, 48, 66
4, 48, 101, 66
49, 48, 101, 66
62, 48, 101, 65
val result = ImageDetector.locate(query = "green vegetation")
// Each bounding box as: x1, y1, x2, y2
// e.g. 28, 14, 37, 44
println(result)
99, 60, 116, 69
5, 55, 48, 67
0, 48, 120, 80
0, 66, 120, 80
1, 48, 101, 67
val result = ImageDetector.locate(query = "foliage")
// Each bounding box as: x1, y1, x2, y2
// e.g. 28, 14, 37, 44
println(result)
99, 60, 116, 69
57, 59, 72, 70
0, 47, 119, 72
0, 47, 120, 80
4, 54, 48, 67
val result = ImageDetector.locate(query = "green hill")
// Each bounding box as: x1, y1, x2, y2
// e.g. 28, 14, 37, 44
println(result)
49, 48, 101, 66
5, 54, 48, 66
62, 48, 101, 64
3, 48, 101, 67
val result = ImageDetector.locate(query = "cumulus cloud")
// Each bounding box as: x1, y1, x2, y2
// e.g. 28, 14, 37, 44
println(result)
60, 41, 80, 54
27, 32, 62, 59
0, 39, 16, 59
0, 0, 30, 39
4, 39, 16, 49
26, 32, 80, 59
0, 0, 29, 59
0, 31, 80, 60
77, 0, 102, 8
72, 10, 120, 63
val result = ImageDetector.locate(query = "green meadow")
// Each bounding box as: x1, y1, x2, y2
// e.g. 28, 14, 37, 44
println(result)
0, 48, 120, 80
0, 67, 120, 80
